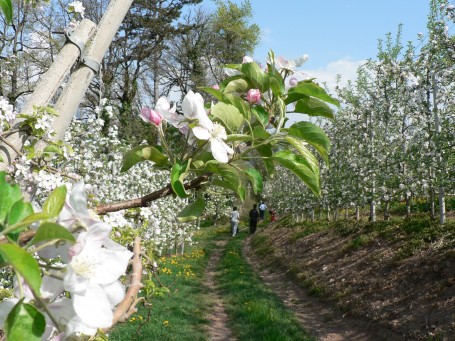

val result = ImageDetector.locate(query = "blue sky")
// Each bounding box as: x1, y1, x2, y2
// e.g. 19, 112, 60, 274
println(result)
200, 0, 432, 87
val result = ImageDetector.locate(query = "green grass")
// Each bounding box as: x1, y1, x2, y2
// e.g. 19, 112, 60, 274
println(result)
109, 226, 226, 341
216, 234, 315, 341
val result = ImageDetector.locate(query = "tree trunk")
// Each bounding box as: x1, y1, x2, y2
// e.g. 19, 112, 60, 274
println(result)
384, 201, 390, 221
369, 201, 376, 222
430, 188, 435, 220
311, 209, 315, 222
439, 188, 446, 224
345, 206, 349, 220
405, 194, 411, 218
356, 206, 360, 221
334, 207, 339, 221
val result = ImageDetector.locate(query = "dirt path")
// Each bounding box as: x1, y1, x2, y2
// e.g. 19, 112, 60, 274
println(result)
243, 235, 401, 341
205, 239, 236, 341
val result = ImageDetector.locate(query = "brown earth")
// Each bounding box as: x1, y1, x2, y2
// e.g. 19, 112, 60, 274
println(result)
204, 240, 237, 341
248, 220, 455, 341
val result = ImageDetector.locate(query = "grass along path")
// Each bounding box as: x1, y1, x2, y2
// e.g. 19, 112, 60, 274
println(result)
216, 231, 314, 341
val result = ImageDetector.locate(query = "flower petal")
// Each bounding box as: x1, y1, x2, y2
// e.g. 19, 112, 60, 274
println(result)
73, 284, 113, 328
92, 247, 132, 284
192, 126, 211, 140
103, 280, 125, 306
210, 139, 229, 163
66, 315, 98, 337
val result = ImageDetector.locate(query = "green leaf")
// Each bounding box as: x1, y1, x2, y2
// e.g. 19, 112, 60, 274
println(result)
284, 136, 319, 173
287, 80, 340, 107
43, 145, 63, 155
8, 200, 34, 226
42, 186, 67, 218
269, 70, 285, 97
0, 0, 13, 25
31, 222, 76, 245
225, 134, 253, 142
223, 94, 251, 119
7, 200, 34, 243
205, 161, 245, 201
121, 145, 168, 172
170, 162, 190, 198
241, 62, 270, 92
293, 96, 334, 119
0, 244, 42, 293
7, 212, 52, 231
5, 300, 46, 341
252, 125, 271, 140
199, 87, 224, 101
222, 76, 251, 94
245, 168, 263, 195
251, 106, 269, 127
176, 198, 205, 223
271, 150, 320, 196
256, 144, 275, 176
0, 172, 22, 224
211, 102, 244, 134
288, 121, 331, 164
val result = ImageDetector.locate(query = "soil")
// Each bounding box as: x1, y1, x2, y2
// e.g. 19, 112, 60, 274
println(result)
246, 222, 455, 341
204, 240, 236, 341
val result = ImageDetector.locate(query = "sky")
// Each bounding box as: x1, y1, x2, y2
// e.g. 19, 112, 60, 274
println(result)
199, 0, 432, 90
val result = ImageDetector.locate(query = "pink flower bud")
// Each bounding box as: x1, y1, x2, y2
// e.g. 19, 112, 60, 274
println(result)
246, 89, 261, 104
140, 107, 162, 126
242, 56, 253, 63
289, 77, 298, 87
212, 84, 220, 90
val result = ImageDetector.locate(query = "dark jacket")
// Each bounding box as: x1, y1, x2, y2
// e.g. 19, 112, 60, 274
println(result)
249, 208, 259, 223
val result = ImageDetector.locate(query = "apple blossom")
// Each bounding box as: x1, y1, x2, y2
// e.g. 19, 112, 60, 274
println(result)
242, 55, 254, 63
246, 88, 261, 104
289, 77, 298, 87
140, 108, 163, 126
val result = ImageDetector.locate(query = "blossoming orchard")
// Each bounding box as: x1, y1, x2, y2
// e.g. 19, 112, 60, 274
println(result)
0, 0, 453, 340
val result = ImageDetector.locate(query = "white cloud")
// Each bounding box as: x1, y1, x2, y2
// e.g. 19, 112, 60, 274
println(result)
303, 58, 366, 94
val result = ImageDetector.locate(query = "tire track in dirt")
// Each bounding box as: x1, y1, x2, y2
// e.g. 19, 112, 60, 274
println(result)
243, 235, 401, 341
205, 239, 236, 341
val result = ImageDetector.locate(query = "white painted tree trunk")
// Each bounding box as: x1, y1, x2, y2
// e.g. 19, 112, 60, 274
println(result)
355, 206, 360, 221
432, 72, 446, 225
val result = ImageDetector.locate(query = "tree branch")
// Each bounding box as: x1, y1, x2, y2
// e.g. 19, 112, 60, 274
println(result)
95, 174, 210, 215
110, 236, 143, 326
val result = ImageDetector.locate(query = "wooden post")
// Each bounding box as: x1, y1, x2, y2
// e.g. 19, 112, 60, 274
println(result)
51, 0, 135, 141
0, 19, 96, 169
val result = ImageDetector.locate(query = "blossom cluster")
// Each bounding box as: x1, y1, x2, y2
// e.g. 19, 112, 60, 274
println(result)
0, 183, 132, 339
0, 96, 16, 133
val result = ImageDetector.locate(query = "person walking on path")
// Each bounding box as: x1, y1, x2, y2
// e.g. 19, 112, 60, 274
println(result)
259, 201, 267, 220
249, 204, 260, 234
230, 206, 240, 236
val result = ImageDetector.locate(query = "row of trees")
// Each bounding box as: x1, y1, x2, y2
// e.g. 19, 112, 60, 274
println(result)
265, 0, 454, 224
